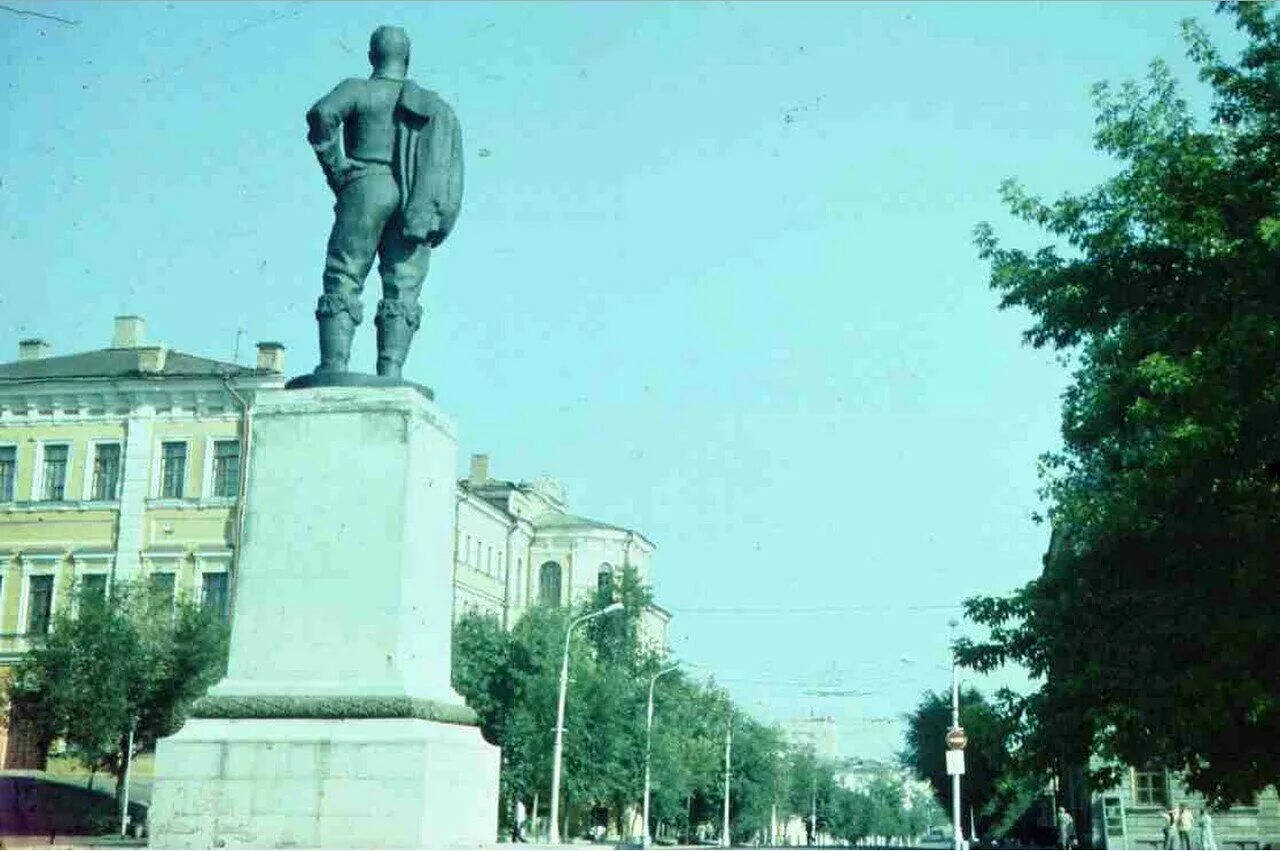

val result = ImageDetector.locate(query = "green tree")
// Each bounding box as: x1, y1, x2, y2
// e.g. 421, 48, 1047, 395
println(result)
963, 2, 1280, 804
646, 673, 727, 841
828, 787, 874, 845
453, 575, 854, 844
725, 714, 785, 844
450, 610, 517, 748
453, 583, 661, 840
866, 775, 909, 842
902, 687, 1038, 838
9, 581, 228, 809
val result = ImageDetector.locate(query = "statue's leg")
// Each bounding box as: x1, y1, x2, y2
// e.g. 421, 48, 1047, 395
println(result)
374, 222, 431, 379
315, 173, 398, 373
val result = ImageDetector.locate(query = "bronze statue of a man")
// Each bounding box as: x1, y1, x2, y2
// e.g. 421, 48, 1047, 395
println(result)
304, 26, 463, 381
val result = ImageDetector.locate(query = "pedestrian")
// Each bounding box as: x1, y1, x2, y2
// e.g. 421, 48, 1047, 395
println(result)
513, 799, 527, 843
1198, 808, 1216, 851
1177, 804, 1194, 849
1056, 806, 1076, 850
1161, 808, 1176, 850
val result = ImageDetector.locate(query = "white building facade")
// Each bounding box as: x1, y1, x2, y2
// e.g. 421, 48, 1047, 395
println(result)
452, 454, 670, 650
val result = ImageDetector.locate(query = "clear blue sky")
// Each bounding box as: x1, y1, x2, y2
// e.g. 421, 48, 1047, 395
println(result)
0, 1, 1240, 760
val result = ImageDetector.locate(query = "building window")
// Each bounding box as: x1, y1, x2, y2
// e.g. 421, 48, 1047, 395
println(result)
40, 444, 69, 501
148, 572, 176, 606
212, 440, 240, 499
160, 441, 187, 498
201, 572, 230, 622
1133, 768, 1169, 808
26, 575, 54, 635
78, 574, 108, 608
487, 546, 493, 576
598, 563, 614, 599
539, 561, 562, 607
0, 446, 15, 501
90, 443, 122, 501
464, 535, 472, 564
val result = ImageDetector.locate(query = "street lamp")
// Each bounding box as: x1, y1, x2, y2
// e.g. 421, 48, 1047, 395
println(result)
947, 619, 964, 851
901, 650, 965, 851
950, 659, 962, 851
642, 663, 680, 848
119, 717, 137, 837
549, 600, 624, 844
722, 698, 732, 849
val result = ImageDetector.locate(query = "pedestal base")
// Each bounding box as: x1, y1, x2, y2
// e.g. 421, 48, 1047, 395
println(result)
284, 370, 434, 399
149, 717, 499, 849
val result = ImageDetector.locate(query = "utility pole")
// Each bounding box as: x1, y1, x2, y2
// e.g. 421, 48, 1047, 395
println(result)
721, 702, 732, 848
810, 773, 818, 847
952, 661, 963, 851
119, 719, 136, 837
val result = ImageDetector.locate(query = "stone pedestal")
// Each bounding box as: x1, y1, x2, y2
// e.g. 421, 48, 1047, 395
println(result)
149, 387, 499, 849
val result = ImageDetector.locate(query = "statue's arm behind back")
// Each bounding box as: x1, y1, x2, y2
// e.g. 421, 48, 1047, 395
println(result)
306, 79, 360, 192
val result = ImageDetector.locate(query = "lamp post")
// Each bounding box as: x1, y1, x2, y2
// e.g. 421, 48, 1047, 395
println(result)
643, 663, 680, 848
119, 717, 137, 837
947, 619, 965, 851
951, 660, 962, 851
549, 600, 624, 845
721, 700, 732, 849
901, 648, 965, 851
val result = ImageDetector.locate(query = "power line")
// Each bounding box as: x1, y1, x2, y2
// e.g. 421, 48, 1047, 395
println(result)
670, 603, 962, 615
0, 4, 79, 25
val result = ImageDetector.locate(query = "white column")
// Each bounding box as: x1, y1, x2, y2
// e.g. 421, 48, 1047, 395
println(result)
113, 405, 155, 581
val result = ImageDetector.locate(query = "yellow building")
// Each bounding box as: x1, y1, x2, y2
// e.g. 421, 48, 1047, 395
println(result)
0, 316, 286, 767
0, 315, 672, 766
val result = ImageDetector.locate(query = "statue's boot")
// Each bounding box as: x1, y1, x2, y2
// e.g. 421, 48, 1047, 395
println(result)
316, 313, 356, 374
375, 313, 415, 380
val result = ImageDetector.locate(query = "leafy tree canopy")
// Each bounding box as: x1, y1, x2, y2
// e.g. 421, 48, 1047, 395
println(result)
961, 2, 1280, 805
901, 687, 1040, 839
454, 571, 943, 844
9, 581, 228, 808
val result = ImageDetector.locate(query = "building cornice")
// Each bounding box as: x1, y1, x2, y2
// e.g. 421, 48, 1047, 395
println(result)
456, 488, 512, 525
0, 375, 282, 422
532, 528, 655, 550
645, 602, 672, 620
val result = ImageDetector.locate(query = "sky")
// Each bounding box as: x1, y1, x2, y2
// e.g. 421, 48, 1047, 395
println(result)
0, 1, 1243, 760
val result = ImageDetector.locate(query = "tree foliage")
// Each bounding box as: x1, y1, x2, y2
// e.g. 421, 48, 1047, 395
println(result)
453, 568, 942, 843
902, 687, 1040, 839
9, 581, 229, 807
962, 2, 1280, 805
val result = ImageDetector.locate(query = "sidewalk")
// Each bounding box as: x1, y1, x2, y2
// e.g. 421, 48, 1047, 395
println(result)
0, 837, 145, 849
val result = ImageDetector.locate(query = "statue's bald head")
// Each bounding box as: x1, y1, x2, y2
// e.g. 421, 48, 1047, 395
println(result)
369, 26, 410, 73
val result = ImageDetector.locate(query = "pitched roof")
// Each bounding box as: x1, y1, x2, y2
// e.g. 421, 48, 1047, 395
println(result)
531, 511, 634, 535
0, 348, 273, 382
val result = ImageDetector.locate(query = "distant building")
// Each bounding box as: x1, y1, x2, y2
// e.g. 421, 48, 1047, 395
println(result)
0, 315, 671, 766
782, 714, 839, 760
453, 452, 671, 649
835, 756, 934, 807
1087, 764, 1280, 849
